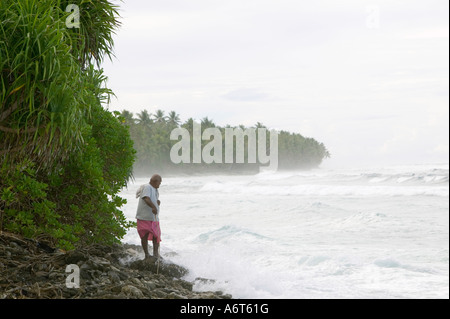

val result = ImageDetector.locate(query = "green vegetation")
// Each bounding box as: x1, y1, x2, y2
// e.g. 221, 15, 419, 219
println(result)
0, 0, 330, 249
121, 109, 331, 175
0, 0, 135, 250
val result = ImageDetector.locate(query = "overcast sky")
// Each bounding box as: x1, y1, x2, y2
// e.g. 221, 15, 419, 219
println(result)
102, 0, 449, 168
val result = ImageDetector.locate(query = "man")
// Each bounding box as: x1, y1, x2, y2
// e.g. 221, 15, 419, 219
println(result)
135, 174, 162, 260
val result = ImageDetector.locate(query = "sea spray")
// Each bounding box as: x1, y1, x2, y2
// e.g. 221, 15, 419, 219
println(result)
120, 164, 449, 298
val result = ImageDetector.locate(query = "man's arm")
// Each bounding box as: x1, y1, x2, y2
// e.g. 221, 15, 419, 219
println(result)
143, 196, 157, 215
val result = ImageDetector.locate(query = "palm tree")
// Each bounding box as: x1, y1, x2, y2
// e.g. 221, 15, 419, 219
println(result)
136, 110, 153, 127
0, 0, 121, 170
63, 0, 121, 69
201, 116, 215, 128
120, 110, 135, 125
153, 109, 167, 123
167, 111, 181, 127
182, 118, 196, 134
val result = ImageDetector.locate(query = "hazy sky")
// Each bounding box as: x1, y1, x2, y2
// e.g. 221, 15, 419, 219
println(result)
102, 0, 449, 168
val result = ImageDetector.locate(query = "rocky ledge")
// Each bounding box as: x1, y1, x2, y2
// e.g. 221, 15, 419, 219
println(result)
0, 232, 232, 299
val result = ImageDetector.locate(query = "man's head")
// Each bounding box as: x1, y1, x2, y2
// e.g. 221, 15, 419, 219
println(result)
150, 174, 162, 189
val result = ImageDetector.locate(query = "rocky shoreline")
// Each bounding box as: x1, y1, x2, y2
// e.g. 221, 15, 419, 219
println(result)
0, 232, 232, 299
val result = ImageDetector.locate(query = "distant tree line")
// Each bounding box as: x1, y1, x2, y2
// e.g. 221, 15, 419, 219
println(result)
120, 109, 330, 175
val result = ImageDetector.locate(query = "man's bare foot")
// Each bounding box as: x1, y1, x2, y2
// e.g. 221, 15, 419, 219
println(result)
144, 255, 158, 263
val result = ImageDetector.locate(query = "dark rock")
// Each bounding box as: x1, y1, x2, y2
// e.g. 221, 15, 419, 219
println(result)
64, 250, 89, 264
129, 258, 188, 278
121, 285, 144, 298
85, 256, 111, 271
174, 279, 193, 291
36, 241, 56, 253
117, 270, 129, 281
0, 232, 232, 299
108, 270, 121, 284
80, 268, 92, 280
143, 281, 156, 290
34, 271, 49, 280
167, 291, 187, 299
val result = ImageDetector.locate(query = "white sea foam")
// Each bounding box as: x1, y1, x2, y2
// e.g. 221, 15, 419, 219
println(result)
119, 164, 449, 298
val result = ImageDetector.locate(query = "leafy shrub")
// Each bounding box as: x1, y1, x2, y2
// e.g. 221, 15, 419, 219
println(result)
0, 0, 135, 250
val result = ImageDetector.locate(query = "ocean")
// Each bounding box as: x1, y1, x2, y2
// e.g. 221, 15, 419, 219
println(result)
119, 164, 449, 299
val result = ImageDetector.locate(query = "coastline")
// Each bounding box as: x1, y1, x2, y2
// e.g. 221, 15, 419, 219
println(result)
0, 232, 232, 299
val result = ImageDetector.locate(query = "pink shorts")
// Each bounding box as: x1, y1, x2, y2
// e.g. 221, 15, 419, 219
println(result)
137, 219, 161, 243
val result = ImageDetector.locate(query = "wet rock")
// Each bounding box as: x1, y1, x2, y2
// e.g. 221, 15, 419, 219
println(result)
194, 277, 216, 285
121, 285, 144, 298
129, 258, 188, 278
174, 279, 193, 291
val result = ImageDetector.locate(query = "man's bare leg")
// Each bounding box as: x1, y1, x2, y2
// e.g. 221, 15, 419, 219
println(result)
152, 238, 159, 258
141, 232, 150, 259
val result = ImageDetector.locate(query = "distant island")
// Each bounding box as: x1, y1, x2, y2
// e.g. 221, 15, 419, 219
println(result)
119, 109, 331, 175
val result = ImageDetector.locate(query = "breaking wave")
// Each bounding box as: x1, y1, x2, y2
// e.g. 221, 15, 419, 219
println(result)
198, 164, 449, 197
